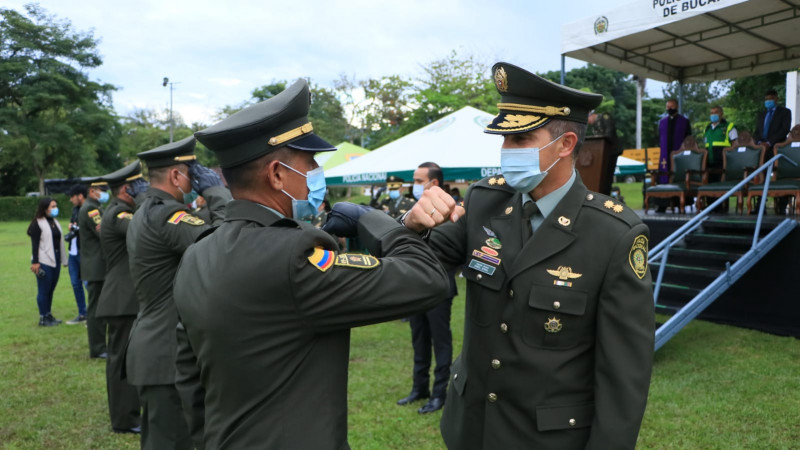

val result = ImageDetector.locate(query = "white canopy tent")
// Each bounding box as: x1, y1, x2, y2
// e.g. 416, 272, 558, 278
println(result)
561, 0, 800, 142
325, 106, 503, 185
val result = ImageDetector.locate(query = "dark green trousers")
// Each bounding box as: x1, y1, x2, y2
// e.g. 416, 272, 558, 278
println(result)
137, 384, 192, 450
85, 280, 107, 357
105, 316, 141, 430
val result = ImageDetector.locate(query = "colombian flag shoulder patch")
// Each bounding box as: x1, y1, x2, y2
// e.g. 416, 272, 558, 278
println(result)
307, 247, 335, 272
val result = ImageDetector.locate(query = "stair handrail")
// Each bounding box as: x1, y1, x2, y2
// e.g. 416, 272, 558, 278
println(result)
648, 153, 797, 304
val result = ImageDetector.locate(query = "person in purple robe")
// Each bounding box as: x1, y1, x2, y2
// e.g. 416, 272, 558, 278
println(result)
656, 99, 691, 212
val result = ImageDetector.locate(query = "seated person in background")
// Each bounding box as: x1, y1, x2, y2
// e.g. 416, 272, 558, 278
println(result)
610, 185, 625, 204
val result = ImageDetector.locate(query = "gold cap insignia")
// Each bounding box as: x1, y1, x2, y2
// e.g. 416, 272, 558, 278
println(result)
505, 206, 513, 215
497, 177, 506, 185
629, 235, 649, 279
547, 266, 582, 280
558, 216, 571, 226
494, 66, 508, 92
488, 177, 497, 185
544, 317, 562, 333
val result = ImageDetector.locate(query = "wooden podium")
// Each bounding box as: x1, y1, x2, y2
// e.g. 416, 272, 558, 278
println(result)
576, 136, 614, 195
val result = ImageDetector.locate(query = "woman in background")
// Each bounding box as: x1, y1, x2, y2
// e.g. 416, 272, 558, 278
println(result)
27, 197, 68, 326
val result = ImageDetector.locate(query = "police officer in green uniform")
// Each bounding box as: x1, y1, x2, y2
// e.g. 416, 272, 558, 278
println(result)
403, 63, 655, 449
172, 79, 452, 449
125, 136, 232, 450
377, 175, 416, 218
78, 179, 109, 359
97, 161, 146, 434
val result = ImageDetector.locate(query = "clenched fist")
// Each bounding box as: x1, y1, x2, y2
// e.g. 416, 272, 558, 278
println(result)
403, 186, 464, 233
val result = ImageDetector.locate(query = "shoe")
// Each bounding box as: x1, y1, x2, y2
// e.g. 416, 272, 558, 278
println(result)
418, 397, 445, 414
91, 352, 108, 360
45, 313, 62, 325
113, 426, 141, 434
66, 314, 87, 325
38, 316, 58, 327
397, 390, 430, 406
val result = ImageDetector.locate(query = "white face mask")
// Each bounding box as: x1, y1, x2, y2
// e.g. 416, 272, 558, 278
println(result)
412, 181, 432, 200
500, 133, 564, 193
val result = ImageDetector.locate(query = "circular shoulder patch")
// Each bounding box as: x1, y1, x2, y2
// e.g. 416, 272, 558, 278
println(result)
629, 235, 648, 279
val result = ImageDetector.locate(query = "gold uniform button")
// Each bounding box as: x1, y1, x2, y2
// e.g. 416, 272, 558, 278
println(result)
487, 393, 497, 403
491, 359, 501, 369
553, 301, 561, 310
500, 323, 508, 334
569, 418, 576, 426
509, 289, 514, 298
477, 274, 483, 280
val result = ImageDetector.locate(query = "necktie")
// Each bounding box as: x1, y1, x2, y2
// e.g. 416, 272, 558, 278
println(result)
763, 109, 774, 141
522, 200, 539, 241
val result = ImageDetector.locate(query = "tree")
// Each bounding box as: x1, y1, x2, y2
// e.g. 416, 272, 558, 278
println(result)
724, 71, 788, 135
119, 108, 217, 167
0, 4, 120, 194
661, 80, 728, 138
358, 75, 415, 149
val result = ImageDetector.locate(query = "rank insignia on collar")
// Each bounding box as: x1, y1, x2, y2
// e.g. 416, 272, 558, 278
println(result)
544, 317, 562, 333
496, 177, 506, 186
488, 177, 497, 185
485, 238, 502, 250
629, 235, 648, 279
604, 200, 623, 213
558, 216, 571, 226
505, 206, 513, 215
547, 266, 582, 281
482, 226, 496, 237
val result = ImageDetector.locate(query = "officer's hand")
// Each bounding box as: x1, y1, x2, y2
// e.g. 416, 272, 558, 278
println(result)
322, 202, 372, 238
188, 161, 223, 193
126, 178, 150, 198
404, 186, 463, 233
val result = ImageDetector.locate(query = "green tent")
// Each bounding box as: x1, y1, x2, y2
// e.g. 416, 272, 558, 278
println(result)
316, 142, 369, 171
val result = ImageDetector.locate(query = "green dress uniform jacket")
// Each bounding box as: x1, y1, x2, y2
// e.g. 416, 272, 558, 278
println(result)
97, 197, 137, 318
78, 197, 106, 281
432, 174, 654, 449
125, 186, 231, 386
378, 195, 416, 219
173, 201, 450, 449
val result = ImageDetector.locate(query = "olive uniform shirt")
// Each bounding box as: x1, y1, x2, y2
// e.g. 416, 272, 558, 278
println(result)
97, 197, 138, 318
378, 195, 416, 219
124, 185, 231, 386
78, 197, 106, 281
433, 173, 654, 449
173, 201, 450, 449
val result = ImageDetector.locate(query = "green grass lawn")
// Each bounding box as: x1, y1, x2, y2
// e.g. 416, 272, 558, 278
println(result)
1, 220, 798, 448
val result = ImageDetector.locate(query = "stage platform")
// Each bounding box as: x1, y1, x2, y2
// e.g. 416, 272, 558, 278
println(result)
637, 210, 800, 338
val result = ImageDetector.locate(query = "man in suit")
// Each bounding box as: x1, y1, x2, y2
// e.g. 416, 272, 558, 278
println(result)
755, 89, 792, 158
396, 161, 456, 414
78, 180, 109, 359
125, 137, 232, 450
97, 161, 146, 434
402, 63, 655, 449
172, 79, 453, 449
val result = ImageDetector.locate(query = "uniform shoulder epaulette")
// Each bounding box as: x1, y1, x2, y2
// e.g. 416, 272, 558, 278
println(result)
473, 175, 516, 193
582, 191, 641, 227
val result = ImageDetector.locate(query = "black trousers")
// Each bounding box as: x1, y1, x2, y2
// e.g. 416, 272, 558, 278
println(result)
105, 316, 141, 430
137, 384, 192, 450
85, 280, 107, 357
409, 298, 453, 398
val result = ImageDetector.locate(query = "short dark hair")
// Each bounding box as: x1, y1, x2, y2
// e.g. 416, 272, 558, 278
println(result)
543, 119, 587, 158
148, 164, 187, 184
666, 98, 678, 105
711, 105, 723, 113
418, 162, 443, 187
67, 184, 87, 198
222, 148, 293, 194
765, 89, 778, 97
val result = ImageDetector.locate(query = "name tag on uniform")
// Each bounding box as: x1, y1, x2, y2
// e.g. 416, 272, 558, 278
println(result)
469, 259, 496, 276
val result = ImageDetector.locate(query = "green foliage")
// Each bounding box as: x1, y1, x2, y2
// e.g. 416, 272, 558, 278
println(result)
725, 71, 789, 135
662, 80, 730, 139
118, 109, 217, 167
0, 194, 70, 222
0, 4, 120, 194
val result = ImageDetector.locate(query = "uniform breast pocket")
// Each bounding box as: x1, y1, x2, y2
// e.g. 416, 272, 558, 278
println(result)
463, 265, 505, 327
521, 284, 593, 349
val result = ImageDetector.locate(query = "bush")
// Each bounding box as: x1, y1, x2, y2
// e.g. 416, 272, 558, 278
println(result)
0, 194, 71, 222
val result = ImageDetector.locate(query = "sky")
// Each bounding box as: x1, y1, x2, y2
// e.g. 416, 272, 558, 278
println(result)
5, 0, 664, 125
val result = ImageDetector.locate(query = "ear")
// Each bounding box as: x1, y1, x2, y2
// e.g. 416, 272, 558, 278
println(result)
265, 160, 285, 191
169, 167, 182, 187
558, 131, 578, 158
431, 179, 440, 187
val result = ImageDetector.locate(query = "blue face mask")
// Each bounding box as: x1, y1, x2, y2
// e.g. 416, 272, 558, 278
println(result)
389, 189, 401, 200
710, 114, 720, 123
765, 100, 776, 109
280, 162, 326, 221
177, 171, 200, 205
500, 133, 564, 194
50, 207, 59, 218
98, 191, 110, 203
412, 181, 431, 200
